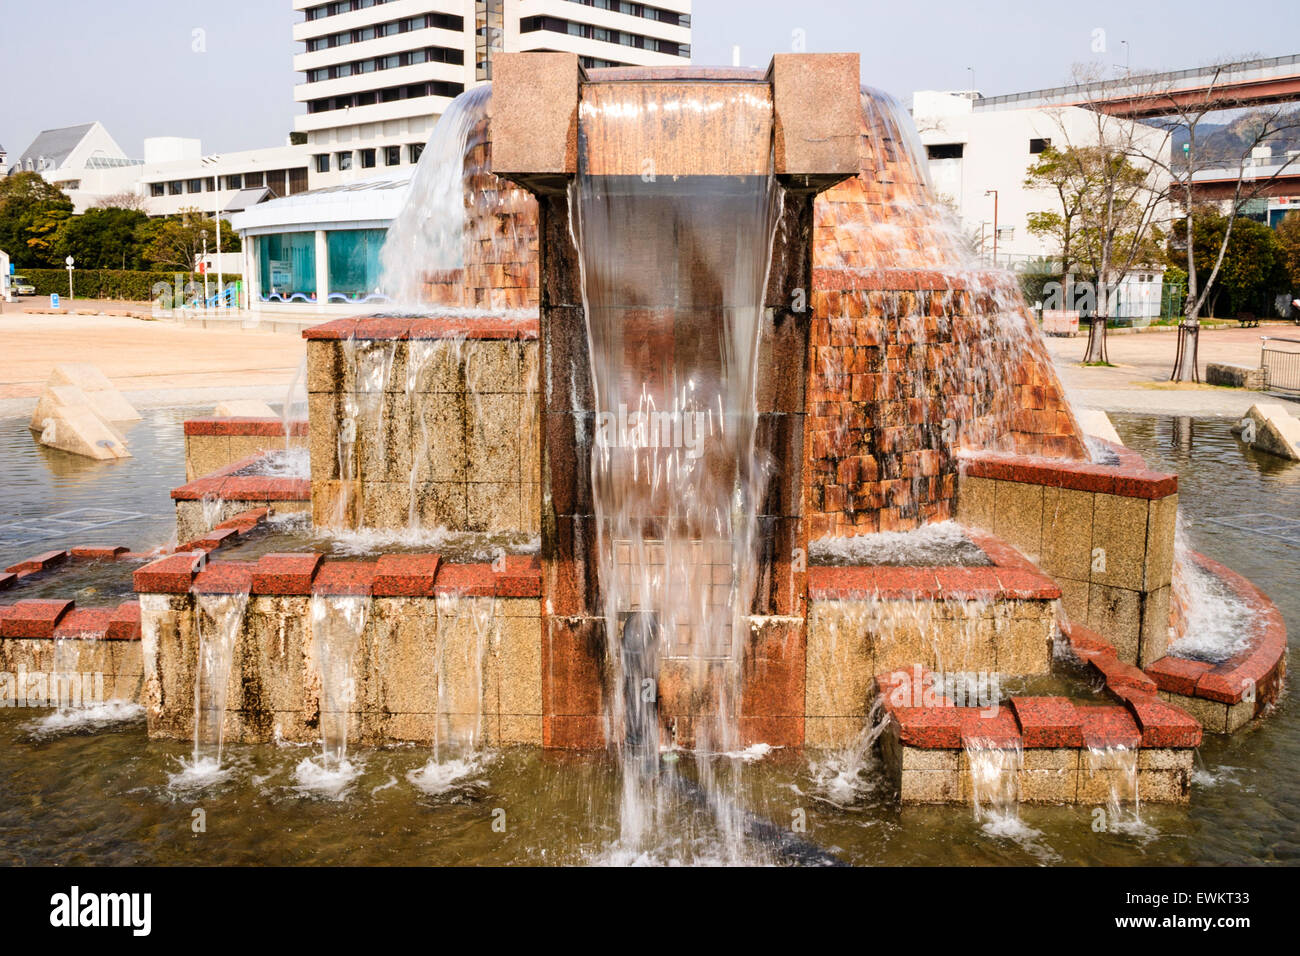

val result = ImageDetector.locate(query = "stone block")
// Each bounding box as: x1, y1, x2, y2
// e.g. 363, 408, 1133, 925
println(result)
1087, 583, 1142, 664
490, 52, 584, 192
1040, 487, 1094, 581
768, 53, 862, 187
992, 480, 1043, 560
1090, 493, 1150, 591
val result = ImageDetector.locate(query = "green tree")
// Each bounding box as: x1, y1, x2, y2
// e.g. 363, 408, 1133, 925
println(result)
1169, 208, 1288, 316
54, 207, 150, 270
138, 209, 240, 271
0, 172, 74, 267
1276, 210, 1300, 292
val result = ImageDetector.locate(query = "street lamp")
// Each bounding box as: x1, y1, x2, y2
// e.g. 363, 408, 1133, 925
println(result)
65, 255, 75, 299
984, 190, 999, 265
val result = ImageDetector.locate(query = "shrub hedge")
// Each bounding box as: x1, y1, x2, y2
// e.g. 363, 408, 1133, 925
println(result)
15, 268, 242, 302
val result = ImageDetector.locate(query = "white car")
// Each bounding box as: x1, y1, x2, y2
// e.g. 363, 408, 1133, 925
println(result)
10, 275, 36, 296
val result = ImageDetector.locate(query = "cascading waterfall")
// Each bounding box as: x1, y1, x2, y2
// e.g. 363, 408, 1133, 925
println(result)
192, 591, 250, 769
281, 355, 307, 454
1169, 516, 1256, 662
1086, 744, 1142, 831
296, 594, 369, 795
569, 79, 784, 858
964, 736, 1024, 828
408, 591, 494, 795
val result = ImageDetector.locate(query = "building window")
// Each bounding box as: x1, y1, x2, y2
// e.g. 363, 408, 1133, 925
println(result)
168, 181, 184, 195
327, 228, 387, 299
926, 143, 964, 160
384, 145, 401, 166
289, 168, 309, 194
315, 153, 331, 174
245, 171, 264, 187
204, 177, 216, 192
1030, 137, 1051, 154
224, 174, 243, 190
257, 232, 317, 301
337, 151, 353, 171
360, 148, 377, 169
187, 178, 204, 193
150, 183, 166, 197
408, 143, 424, 164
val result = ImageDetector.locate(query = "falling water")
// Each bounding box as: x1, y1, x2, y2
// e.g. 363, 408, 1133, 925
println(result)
281, 355, 307, 454
1169, 517, 1256, 662
964, 737, 1023, 826
569, 79, 784, 858
1085, 744, 1143, 833
408, 591, 494, 795
192, 591, 250, 770
308, 594, 368, 773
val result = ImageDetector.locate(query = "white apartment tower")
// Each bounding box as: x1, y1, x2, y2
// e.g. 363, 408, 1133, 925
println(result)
293, 0, 693, 187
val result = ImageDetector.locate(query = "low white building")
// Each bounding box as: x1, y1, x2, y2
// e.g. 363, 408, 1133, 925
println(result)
9, 122, 143, 212
135, 137, 313, 218
229, 170, 412, 310
912, 90, 1172, 271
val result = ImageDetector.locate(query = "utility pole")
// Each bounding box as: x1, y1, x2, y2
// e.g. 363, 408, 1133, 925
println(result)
985, 190, 999, 265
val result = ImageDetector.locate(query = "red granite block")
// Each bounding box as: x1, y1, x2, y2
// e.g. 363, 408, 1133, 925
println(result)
1062, 623, 1116, 660
494, 554, 542, 598
0, 573, 15, 591
252, 553, 323, 595
301, 318, 359, 341
1010, 696, 1084, 748
934, 566, 1002, 599
738, 715, 804, 748
180, 527, 240, 553
183, 417, 291, 437
106, 601, 142, 640
1077, 705, 1142, 748
373, 553, 442, 597
434, 562, 495, 597
893, 706, 964, 748
70, 546, 129, 561
215, 507, 270, 531
191, 561, 255, 595
994, 567, 1060, 600
170, 475, 227, 501
1113, 470, 1177, 500
959, 705, 1022, 748
351, 316, 411, 340
1144, 656, 1213, 697
1089, 653, 1159, 694
134, 552, 204, 593
409, 316, 541, 341
0, 599, 74, 638
5, 550, 70, 575
871, 566, 941, 599
806, 565, 874, 599
219, 476, 311, 503
1193, 671, 1248, 705
1115, 691, 1203, 748
53, 607, 115, 640
312, 561, 377, 596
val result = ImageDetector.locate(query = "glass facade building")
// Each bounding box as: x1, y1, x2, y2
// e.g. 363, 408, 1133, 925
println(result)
257, 232, 316, 301
327, 229, 387, 300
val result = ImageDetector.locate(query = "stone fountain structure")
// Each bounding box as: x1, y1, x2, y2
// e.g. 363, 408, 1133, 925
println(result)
3, 54, 1286, 814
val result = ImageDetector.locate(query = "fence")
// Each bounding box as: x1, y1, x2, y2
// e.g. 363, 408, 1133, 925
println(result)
1261, 336, 1300, 393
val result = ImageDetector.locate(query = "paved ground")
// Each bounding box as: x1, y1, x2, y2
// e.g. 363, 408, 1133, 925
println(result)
1044, 321, 1300, 417
0, 311, 306, 417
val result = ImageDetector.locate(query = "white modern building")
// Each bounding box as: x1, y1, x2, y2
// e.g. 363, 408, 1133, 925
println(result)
912, 90, 1172, 266
9, 122, 143, 212
135, 137, 312, 218
293, 0, 692, 188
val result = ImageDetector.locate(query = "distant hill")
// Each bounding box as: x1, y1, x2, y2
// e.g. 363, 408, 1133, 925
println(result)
1152, 108, 1300, 167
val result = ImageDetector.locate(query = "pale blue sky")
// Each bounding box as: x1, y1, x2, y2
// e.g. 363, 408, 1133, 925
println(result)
2, 0, 1298, 159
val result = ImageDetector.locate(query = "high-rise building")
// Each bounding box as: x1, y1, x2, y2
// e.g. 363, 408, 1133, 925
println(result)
292, 1, 692, 187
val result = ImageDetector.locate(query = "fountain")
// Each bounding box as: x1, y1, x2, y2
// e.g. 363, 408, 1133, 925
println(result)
4, 54, 1287, 860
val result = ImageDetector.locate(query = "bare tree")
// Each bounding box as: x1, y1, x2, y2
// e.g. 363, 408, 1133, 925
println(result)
92, 190, 147, 212
1119, 56, 1300, 380
1036, 65, 1173, 364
